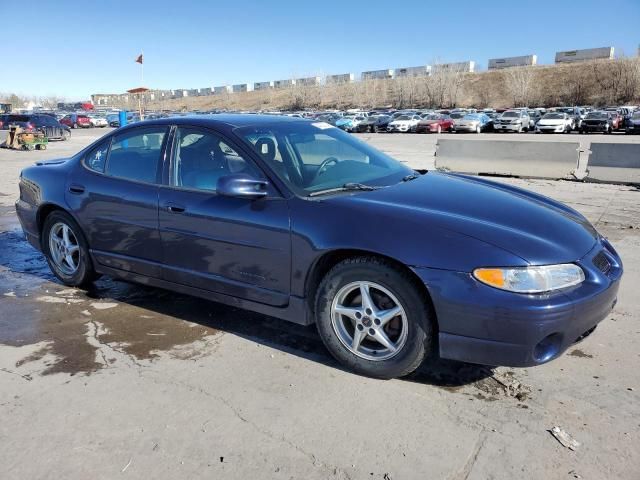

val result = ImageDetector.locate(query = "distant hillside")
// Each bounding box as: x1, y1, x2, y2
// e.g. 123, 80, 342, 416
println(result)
144, 57, 639, 111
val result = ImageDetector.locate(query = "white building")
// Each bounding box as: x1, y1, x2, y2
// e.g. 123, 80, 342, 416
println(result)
273, 79, 296, 89
432, 61, 475, 73
232, 84, 253, 93
488, 55, 537, 70
394, 65, 431, 77
254, 81, 274, 91
213, 85, 232, 95
555, 47, 614, 64
295, 76, 321, 86
326, 73, 355, 84
361, 69, 394, 81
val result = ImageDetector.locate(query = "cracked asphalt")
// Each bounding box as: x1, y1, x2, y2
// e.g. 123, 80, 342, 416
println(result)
1, 129, 639, 479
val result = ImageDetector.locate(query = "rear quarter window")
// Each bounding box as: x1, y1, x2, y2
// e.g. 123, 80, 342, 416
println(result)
84, 140, 111, 173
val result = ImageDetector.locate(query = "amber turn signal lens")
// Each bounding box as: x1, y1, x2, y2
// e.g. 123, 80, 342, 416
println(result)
473, 268, 505, 288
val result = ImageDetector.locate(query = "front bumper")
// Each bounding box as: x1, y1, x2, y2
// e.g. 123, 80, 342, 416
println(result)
582, 124, 608, 132
537, 125, 566, 133
454, 125, 479, 132
494, 123, 522, 131
387, 125, 411, 132
416, 124, 438, 133
412, 238, 622, 367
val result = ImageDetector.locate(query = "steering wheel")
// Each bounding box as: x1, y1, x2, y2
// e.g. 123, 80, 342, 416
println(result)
312, 157, 339, 182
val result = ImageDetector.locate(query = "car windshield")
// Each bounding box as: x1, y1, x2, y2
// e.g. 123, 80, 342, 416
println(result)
396, 115, 411, 120
424, 115, 440, 120
586, 112, 607, 119
502, 111, 518, 118
235, 122, 412, 196
462, 114, 480, 120
543, 113, 564, 119
450, 113, 465, 119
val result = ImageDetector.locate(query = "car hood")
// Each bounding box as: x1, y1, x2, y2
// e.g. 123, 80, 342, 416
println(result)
334, 172, 598, 266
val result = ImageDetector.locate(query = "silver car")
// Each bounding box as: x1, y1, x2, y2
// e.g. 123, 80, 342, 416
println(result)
493, 110, 531, 133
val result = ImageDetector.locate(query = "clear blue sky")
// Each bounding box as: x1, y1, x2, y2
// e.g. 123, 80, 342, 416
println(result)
4, 0, 639, 100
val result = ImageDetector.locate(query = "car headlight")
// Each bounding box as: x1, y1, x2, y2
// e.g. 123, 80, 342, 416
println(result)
473, 264, 585, 293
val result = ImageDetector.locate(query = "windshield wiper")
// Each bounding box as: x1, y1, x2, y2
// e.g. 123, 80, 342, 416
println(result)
309, 182, 380, 197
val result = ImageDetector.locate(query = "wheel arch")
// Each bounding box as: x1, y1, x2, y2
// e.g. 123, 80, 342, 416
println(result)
304, 248, 438, 328
36, 203, 89, 248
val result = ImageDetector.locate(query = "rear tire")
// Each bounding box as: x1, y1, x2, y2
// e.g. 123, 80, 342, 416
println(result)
42, 211, 97, 287
315, 257, 434, 379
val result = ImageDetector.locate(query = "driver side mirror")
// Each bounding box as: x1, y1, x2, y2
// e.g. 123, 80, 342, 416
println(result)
217, 174, 268, 200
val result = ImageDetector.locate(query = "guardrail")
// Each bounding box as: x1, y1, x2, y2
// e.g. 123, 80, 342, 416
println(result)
435, 139, 640, 185
435, 139, 580, 179
586, 144, 640, 184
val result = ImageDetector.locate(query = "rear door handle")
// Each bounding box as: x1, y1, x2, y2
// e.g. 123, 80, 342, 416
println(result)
68, 184, 85, 194
165, 203, 185, 213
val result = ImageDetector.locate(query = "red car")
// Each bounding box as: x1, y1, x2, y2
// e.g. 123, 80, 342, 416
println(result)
604, 110, 624, 131
415, 114, 454, 133
60, 113, 91, 129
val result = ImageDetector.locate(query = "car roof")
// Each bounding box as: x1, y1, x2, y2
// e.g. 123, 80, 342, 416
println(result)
118, 114, 308, 131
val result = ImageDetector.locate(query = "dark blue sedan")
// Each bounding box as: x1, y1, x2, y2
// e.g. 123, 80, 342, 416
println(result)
15, 115, 623, 379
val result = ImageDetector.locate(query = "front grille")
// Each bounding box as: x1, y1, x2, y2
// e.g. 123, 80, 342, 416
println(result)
593, 251, 611, 275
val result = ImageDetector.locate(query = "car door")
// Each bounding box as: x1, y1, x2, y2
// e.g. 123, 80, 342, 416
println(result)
158, 125, 291, 307
66, 125, 169, 277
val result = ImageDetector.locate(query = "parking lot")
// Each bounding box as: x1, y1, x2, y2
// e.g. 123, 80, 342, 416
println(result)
1, 129, 639, 479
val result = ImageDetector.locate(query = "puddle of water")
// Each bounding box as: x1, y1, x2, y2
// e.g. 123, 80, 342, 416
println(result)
0, 215, 325, 376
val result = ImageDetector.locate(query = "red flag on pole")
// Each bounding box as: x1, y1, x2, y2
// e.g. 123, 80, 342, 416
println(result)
135, 54, 143, 64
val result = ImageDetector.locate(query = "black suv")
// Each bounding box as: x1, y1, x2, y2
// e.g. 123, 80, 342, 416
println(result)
0, 113, 70, 140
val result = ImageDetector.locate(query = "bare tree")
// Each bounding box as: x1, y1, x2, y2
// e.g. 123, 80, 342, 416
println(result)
503, 66, 535, 107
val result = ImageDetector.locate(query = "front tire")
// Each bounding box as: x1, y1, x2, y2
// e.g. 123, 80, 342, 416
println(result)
42, 211, 97, 287
315, 257, 433, 379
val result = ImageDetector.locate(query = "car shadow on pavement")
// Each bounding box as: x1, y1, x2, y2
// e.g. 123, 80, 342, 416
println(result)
0, 227, 492, 387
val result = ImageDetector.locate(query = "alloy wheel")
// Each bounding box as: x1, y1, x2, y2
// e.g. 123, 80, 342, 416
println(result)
48, 222, 80, 275
331, 281, 408, 361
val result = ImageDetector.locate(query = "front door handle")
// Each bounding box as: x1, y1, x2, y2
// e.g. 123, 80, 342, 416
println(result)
68, 184, 85, 194
165, 203, 185, 213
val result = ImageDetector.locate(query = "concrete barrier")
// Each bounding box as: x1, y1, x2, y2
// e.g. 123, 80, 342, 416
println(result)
587, 143, 640, 184
435, 139, 580, 179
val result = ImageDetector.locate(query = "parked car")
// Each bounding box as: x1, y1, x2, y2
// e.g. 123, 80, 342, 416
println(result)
415, 114, 454, 133
625, 111, 640, 134
453, 113, 492, 133
15, 115, 623, 379
60, 113, 91, 129
527, 110, 542, 129
88, 115, 108, 128
580, 111, 618, 134
556, 107, 585, 130
354, 115, 392, 133
535, 113, 574, 134
0, 113, 71, 140
493, 110, 531, 132
335, 114, 366, 132
603, 109, 624, 131
386, 114, 422, 133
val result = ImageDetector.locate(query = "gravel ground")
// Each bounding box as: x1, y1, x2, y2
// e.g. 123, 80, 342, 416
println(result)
0, 128, 638, 479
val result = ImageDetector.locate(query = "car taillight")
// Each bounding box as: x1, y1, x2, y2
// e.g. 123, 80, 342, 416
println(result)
25, 122, 34, 131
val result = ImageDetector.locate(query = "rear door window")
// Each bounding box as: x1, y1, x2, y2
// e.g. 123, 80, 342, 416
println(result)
106, 127, 167, 183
